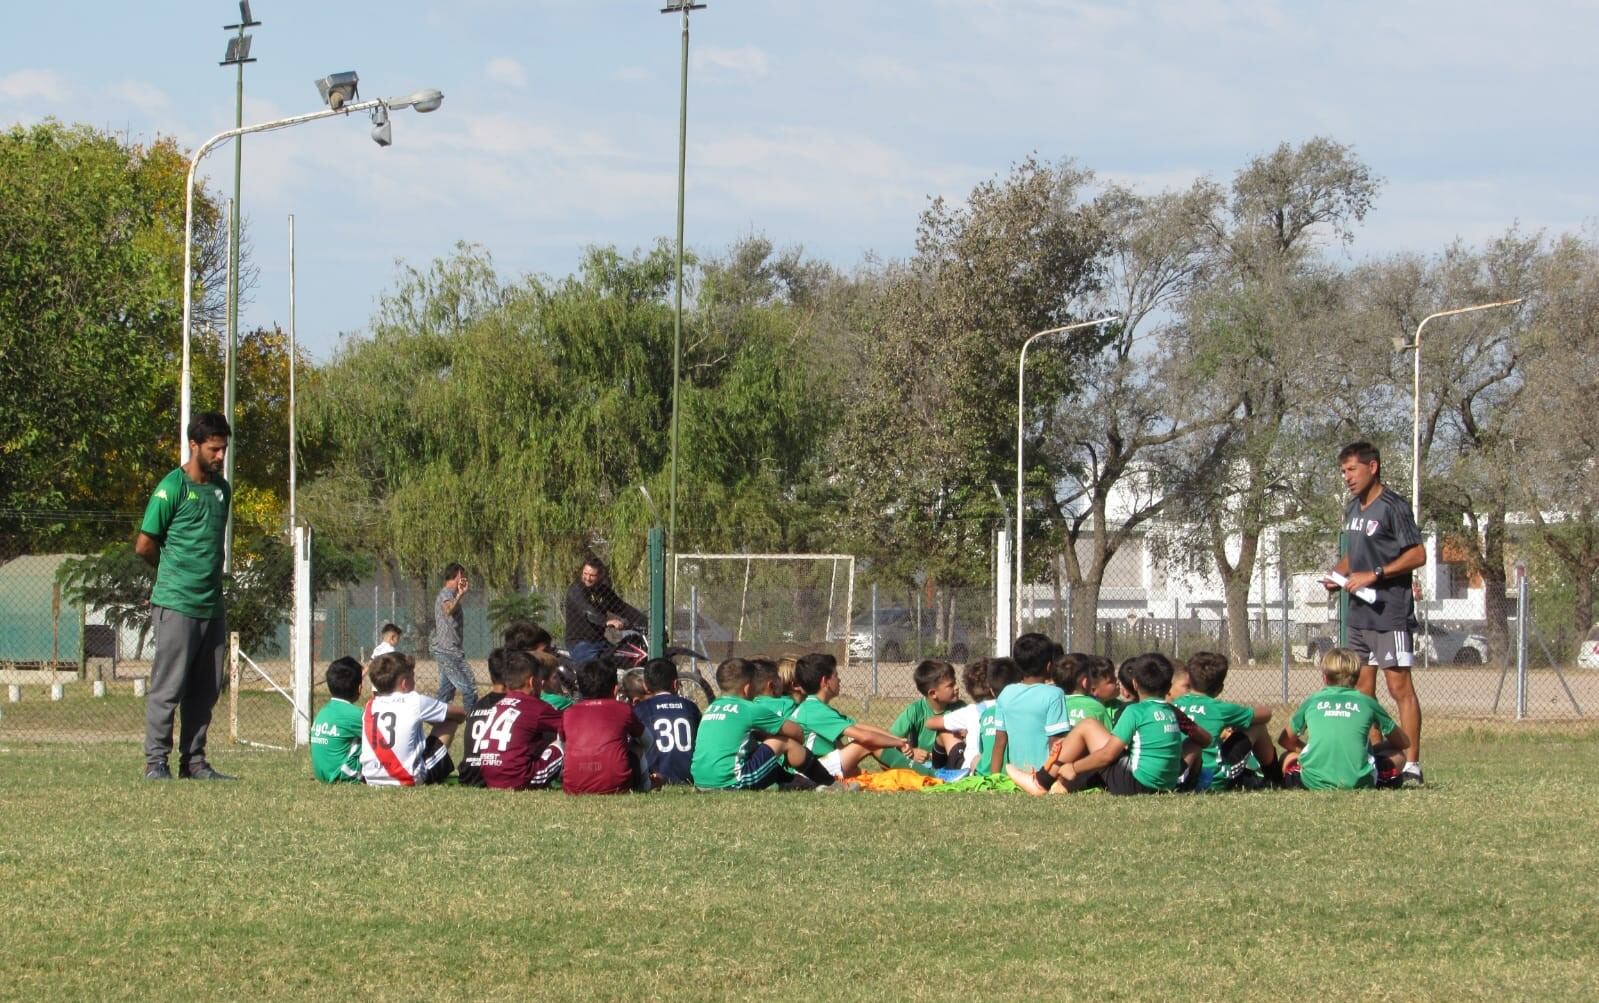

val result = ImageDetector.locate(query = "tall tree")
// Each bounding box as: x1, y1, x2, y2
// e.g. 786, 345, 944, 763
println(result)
0, 121, 233, 557
1163, 138, 1381, 665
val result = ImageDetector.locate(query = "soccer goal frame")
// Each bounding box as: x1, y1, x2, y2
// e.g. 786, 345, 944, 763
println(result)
672, 553, 856, 671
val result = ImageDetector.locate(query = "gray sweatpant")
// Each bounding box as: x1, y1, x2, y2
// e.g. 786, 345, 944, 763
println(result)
144, 605, 227, 768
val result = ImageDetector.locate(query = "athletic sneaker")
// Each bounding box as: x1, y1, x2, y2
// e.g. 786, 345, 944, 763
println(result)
1400, 762, 1425, 787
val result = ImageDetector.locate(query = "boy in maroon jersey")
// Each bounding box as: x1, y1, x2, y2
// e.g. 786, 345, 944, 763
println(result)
479, 650, 565, 790
561, 659, 648, 795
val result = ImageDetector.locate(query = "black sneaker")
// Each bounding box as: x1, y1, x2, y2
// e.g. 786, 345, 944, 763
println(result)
179, 763, 237, 781
1400, 763, 1424, 787
143, 762, 172, 781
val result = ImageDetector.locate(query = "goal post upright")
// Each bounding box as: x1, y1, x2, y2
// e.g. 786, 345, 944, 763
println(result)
672, 553, 856, 670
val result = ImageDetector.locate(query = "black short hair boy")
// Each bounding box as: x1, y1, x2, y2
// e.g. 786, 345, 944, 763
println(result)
1012, 633, 1054, 678
715, 657, 757, 693
912, 659, 956, 696
326, 656, 362, 701
1122, 652, 1175, 699
503, 620, 552, 652
1052, 652, 1088, 693
577, 660, 618, 701
643, 657, 678, 694
1185, 651, 1230, 697
794, 652, 838, 695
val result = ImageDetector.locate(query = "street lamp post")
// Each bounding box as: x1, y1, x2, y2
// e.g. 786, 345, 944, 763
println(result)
1014, 316, 1120, 638
1392, 298, 1523, 519
660, 1, 706, 617
177, 83, 443, 461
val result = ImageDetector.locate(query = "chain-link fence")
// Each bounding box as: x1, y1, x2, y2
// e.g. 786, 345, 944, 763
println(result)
4, 518, 1594, 745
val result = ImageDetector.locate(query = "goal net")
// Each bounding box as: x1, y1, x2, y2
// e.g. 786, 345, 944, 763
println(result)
671, 554, 855, 672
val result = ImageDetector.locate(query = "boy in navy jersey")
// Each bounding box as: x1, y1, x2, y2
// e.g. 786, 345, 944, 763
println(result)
633, 658, 701, 785
1325, 441, 1428, 785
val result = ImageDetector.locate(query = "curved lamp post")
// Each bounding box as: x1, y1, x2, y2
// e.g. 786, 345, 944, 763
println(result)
178, 81, 444, 461
1014, 316, 1120, 637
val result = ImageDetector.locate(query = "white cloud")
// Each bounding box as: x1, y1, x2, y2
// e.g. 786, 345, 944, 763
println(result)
693, 45, 769, 77
109, 80, 169, 116
485, 57, 528, 88
0, 69, 72, 103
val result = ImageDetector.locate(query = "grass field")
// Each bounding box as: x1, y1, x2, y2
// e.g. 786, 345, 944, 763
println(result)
3, 729, 1598, 1002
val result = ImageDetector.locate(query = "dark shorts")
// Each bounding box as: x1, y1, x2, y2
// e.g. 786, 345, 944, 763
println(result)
419, 736, 454, 786
701, 741, 784, 792
1349, 627, 1415, 669
1065, 756, 1157, 796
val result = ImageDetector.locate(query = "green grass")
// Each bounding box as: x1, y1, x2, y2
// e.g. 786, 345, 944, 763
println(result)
3, 731, 1599, 1001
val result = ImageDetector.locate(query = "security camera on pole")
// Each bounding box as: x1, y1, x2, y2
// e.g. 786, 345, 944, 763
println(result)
178, 73, 445, 466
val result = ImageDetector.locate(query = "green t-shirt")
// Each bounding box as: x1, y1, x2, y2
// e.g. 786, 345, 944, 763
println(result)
309, 698, 363, 783
690, 694, 788, 789
541, 693, 574, 711
791, 695, 855, 756
1172, 693, 1255, 777
891, 696, 966, 751
754, 695, 796, 721
1064, 694, 1114, 731
975, 702, 998, 773
1290, 686, 1397, 790
140, 467, 231, 620
1111, 699, 1185, 791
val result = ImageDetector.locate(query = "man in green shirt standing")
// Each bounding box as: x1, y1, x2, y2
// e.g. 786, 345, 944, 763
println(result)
135, 412, 235, 781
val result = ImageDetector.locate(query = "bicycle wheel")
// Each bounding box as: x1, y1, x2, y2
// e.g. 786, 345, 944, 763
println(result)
675, 670, 715, 709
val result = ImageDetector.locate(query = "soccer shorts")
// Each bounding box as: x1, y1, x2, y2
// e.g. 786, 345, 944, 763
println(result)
720, 740, 784, 791
1349, 627, 1414, 669
524, 746, 564, 790
418, 736, 454, 786
1063, 756, 1155, 796
818, 749, 845, 778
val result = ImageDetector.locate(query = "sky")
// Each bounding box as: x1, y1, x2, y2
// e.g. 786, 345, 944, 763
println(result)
3, 1, 1596, 359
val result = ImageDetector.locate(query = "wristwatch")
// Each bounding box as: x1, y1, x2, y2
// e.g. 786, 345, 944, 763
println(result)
1373, 565, 1385, 581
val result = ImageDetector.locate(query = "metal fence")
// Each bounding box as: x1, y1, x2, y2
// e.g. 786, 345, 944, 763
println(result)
2, 525, 1593, 746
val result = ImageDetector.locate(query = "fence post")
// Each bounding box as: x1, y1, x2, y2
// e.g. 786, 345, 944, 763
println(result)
1516, 563, 1529, 721
1280, 563, 1290, 704
994, 528, 1011, 657
1065, 581, 1074, 653
689, 585, 700, 676
1336, 530, 1350, 648
870, 583, 879, 698
647, 526, 666, 658
229, 631, 240, 745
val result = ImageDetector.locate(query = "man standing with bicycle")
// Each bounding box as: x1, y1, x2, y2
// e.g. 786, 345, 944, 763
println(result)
564, 557, 646, 665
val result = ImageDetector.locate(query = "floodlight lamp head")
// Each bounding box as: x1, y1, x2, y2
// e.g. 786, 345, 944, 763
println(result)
369, 104, 391, 147
387, 89, 445, 113
316, 71, 360, 110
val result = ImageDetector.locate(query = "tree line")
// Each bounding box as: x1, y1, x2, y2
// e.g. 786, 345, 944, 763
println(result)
5, 121, 1594, 661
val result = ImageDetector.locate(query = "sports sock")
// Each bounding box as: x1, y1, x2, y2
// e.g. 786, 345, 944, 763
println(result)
797, 753, 837, 787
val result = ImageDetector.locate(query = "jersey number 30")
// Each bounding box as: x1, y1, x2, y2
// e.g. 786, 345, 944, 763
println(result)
652, 717, 692, 753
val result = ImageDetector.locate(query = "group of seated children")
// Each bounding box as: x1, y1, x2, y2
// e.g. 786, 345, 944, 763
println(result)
309, 622, 1409, 796
310, 620, 703, 794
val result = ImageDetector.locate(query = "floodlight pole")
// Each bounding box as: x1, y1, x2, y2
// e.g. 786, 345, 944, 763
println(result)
662, 1, 706, 619
1014, 317, 1119, 639
179, 95, 436, 461
1399, 298, 1523, 521
220, 3, 260, 572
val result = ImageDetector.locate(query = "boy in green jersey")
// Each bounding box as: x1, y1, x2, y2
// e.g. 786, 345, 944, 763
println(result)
534, 652, 574, 711
1015, 652, 1210, 796
751, 659, 798, 721
690, 658, 841, 791
1062, 655, 1118, 732
926, 657, 1015, 775
1281, 648, 1409, 790
791, 653, 915, 779
310, 657, 365, 783
889, 660, 964, 767
1170, 652, 1279, 790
